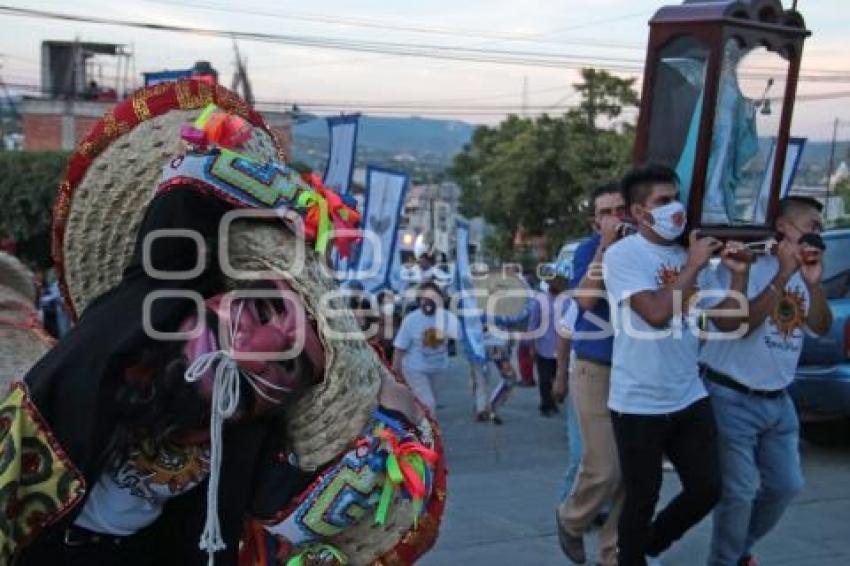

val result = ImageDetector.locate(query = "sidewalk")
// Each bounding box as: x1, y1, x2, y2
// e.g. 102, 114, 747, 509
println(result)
420, 358, 850, 565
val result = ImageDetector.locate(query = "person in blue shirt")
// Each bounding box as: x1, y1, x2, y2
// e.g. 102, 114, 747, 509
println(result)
556, 181, 629, 566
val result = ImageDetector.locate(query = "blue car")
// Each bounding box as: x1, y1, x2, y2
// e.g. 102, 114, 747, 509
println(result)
789, 229, 850, 444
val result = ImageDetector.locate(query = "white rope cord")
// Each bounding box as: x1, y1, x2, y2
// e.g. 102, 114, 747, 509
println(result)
182, 299, 291, 565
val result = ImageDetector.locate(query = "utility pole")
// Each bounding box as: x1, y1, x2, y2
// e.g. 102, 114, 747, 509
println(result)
231, 40, 254, 107
521, 76, 529, 117
825, 117, 840, 220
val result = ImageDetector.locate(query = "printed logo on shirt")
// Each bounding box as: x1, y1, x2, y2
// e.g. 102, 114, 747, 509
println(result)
655, 263, 698, 306
422, 327, 446, 348
770, 287, 807, 339
114, 440, 210, 501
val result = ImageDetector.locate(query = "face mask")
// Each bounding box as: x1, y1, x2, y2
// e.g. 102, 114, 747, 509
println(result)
420, 299, 437, 314
648, 201, 686, 241
380, 303, 395, 317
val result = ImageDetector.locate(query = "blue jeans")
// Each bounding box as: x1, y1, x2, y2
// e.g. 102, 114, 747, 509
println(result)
707, 381, 804, 566
559, 395, 583, 501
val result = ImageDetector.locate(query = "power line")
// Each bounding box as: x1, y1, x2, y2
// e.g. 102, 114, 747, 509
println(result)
147, 0, 647, 51
2, 5, 848, 82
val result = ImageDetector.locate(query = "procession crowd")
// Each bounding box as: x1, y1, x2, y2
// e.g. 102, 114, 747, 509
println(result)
347, 163, 831, 566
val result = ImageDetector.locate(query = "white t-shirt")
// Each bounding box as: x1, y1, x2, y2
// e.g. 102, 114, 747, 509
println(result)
603, 235, 719, 415
75, 444, 209, 535
701, 256, 811, 390
394, 308, 460, 372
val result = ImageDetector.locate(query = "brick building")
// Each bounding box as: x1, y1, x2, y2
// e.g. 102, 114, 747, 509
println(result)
20, 98, 294, 156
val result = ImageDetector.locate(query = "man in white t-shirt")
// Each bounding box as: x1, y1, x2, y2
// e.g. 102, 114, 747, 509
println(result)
393, 280, 460, 412
703, 196, 832, 566
603, 164, 751, 566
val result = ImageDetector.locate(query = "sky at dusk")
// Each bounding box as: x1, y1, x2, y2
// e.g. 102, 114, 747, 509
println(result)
0, 0, 848, 139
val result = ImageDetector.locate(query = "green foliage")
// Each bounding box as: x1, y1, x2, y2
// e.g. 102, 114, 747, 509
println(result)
0, 151, 69, 268
449, 68, 638, 261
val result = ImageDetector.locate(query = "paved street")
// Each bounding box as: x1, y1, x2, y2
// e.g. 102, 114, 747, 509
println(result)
420, 358, 850, 566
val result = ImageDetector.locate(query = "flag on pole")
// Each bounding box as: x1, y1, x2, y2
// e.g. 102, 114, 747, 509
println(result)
323, 114, 360, 194
352, 166, 409, 291
455, 220, 486, 364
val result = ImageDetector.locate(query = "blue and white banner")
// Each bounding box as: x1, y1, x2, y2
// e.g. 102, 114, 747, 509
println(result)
353, 166, 409, 291
323, 114, 360, 194
455, 220, 486, 364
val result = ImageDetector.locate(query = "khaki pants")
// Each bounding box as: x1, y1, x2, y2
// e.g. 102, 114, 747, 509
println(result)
557, 359, 624, 566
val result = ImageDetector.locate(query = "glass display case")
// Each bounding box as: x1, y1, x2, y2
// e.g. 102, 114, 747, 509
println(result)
634, 0, 810, 241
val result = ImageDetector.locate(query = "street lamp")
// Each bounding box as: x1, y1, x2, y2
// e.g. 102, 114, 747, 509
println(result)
633, 0, 811, 241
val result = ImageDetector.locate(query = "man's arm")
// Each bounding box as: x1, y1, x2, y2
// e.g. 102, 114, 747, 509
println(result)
733, 239, 797, 336
628, 232, 722, 328
392, 348, 406, 374
574, 219, 621, 311
798, 244, 833, 336
703, 242, 751, 333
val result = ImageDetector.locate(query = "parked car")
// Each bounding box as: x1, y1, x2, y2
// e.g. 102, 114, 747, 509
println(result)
789, 229, 850, 444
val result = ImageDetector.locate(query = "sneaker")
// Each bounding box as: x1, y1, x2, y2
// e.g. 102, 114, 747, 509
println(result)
489, 413, 503, 425
475, 411, 489, 422
737, 556, 758, 566
555, 510, 586, 564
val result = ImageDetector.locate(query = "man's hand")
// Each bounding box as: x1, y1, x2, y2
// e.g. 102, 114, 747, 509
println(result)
719, 240, 752, 274
798, 245, 824, 286
599, 215, 622, 249
686, 230, 723, 270
776, 239, 800, 278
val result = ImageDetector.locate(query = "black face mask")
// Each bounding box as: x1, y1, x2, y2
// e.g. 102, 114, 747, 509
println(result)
420, 299, 437, 314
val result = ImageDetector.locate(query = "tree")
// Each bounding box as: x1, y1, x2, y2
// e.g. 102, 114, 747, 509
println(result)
449, 68, 638, 261
0, 151, 69, 268
572, 68, 640, 130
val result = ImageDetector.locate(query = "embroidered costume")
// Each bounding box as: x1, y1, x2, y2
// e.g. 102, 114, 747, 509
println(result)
0, 81, 445, 566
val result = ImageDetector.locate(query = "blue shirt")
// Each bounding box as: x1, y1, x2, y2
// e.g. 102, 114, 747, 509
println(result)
570, 234, 614, 364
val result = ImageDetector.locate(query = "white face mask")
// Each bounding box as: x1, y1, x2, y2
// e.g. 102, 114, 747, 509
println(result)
380, 303, 395, 317
648, 201, 687, 241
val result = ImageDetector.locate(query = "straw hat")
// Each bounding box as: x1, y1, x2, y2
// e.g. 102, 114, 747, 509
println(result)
0, 254, 53, 390
51, 81, 440, 563
53, 80, 281, 319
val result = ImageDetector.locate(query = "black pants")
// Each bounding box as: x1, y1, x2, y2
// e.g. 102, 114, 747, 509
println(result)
611, 397, 721, 566
17, 524, 157, 566
535, 355, 557, 412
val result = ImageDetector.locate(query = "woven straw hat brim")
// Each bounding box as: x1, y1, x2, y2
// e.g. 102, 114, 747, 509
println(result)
227, 221, 438, 564
472, 272, 532, 318
53, 80, 281, 320
0, 285, 54, 392
0, 252, 36, 303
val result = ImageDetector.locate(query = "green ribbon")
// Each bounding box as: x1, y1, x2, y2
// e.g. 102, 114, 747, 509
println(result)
194, 103, 219, 129
286, 543, 347, 566
296, 191, 332, 254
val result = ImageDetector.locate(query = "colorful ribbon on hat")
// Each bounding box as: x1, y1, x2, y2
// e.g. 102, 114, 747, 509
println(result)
374, 427, 439, 527
300, 173, 361, 258
166, 107, 362, 259
285, 543, 347, 566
